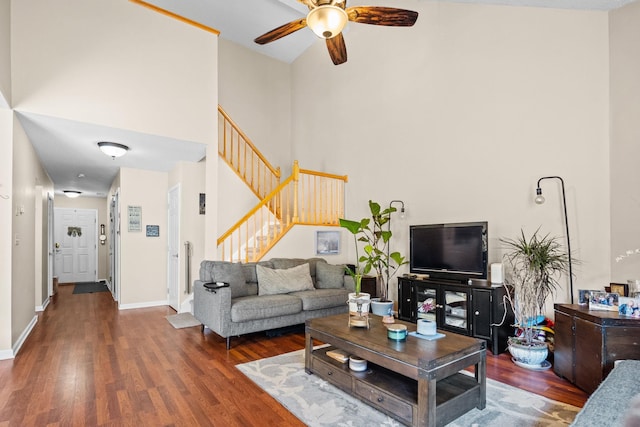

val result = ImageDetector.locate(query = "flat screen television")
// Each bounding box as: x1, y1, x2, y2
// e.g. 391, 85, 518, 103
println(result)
410, 222, 488, 283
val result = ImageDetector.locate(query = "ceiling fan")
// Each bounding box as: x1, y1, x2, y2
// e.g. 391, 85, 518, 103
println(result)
254, 0, 419, 65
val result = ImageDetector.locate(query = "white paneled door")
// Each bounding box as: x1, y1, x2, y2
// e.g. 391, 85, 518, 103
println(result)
167, 185, 180, 311
54, 208, 97, 284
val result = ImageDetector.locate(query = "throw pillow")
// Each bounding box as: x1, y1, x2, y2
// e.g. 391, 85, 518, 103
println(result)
256, 263, 314, 296
315, 262, 346, 289
212, 262, 248, 298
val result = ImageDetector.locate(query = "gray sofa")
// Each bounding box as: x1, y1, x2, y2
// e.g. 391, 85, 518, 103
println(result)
194, 257, 354, 349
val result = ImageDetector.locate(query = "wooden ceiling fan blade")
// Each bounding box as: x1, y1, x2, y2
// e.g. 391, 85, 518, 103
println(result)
326, 33, 347, 65
346, 7, 418, 27
254, 18, 307, 45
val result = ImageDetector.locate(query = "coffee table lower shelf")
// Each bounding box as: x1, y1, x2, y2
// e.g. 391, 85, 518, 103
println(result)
307, 346, 482, 427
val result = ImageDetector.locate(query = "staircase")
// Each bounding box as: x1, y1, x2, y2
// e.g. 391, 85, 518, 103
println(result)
217, 106, 348, 262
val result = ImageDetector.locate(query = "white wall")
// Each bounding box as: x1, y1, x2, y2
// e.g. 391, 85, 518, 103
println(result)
288, 2, 610, 304
609, 1, 640, 285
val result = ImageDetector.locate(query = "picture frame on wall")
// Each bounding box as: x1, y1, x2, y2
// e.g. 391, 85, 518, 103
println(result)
316, 230, 340, 255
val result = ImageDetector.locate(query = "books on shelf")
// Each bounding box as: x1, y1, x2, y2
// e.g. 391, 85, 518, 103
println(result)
326, 349, 349, 363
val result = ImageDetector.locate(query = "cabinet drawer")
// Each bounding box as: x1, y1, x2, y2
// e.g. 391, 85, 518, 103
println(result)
354, 381, 413, 424
311, 357, 352, 390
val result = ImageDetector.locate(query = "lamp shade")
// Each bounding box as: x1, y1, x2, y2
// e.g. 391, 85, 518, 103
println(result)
98, 141, 129, 158
63, 190, 82, 198
306, 5, 348, 39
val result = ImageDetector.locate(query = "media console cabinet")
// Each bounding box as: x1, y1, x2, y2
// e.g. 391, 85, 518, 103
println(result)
554, 303, 640, 394
397, 277, 513, 354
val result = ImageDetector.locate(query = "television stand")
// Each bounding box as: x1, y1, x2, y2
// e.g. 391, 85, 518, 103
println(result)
397, 277, 513, 354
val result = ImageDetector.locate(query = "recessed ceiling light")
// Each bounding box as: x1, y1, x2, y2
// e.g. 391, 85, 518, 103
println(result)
77, 173, 85, 178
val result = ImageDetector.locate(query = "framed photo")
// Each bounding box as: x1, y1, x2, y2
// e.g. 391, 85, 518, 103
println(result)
610, 283, 629, 297
127, 205, 142, 232
146, 225, 159, 237
578, 289, 591, 305
589, 291, 619, 311
619, 297, 640, 318
316, 230, 340, 255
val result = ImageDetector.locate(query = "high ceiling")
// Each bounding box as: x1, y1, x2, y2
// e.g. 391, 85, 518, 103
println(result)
23, 0, 636, 198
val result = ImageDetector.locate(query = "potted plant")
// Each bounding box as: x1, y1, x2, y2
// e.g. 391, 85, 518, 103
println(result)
340, 200, 407, 320
501, 229, 570, 368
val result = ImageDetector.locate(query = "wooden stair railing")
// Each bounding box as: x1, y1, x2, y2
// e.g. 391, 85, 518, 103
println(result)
218, 106, 281, 201
217, 161, 348, 263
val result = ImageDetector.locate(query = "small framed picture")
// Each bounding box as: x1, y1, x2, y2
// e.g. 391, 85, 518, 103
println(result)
578, 289, 591, 305
316, 230, 340, 255
610, 283, 629, 297
146, 225, 159, 237
589, 291, 619, 311
619, 297, 640, 318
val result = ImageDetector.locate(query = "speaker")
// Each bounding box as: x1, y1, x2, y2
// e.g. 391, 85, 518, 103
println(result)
491, 263, 503, 283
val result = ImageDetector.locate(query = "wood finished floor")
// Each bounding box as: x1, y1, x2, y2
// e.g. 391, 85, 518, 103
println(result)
0, 284, 588, 426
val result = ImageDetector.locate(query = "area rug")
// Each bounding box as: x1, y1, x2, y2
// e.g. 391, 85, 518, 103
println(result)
72, 282, 110, 294
166, 312, 201, 329
237, 349, 580, 427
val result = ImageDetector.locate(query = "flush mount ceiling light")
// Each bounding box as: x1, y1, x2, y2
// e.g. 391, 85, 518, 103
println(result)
63, 190, 82, 198
98, 141, 129, 159
306, 5, 348, 39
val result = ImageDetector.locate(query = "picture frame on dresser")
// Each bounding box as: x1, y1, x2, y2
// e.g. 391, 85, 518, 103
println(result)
610, 283, 629, 297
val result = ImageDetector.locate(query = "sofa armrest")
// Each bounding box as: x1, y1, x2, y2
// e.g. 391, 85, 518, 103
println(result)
193, 280, 233, 337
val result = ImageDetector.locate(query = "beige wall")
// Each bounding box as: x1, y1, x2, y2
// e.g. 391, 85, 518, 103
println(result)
216, 2, 613, 307
119, 168, 168, 307
218, 39, 292, 172
0, 109, 12, 356
168, 161, 206, 310
11, 0, 217, 144
11, 114, 53, 348
609, 1, 640, 284
54, 196, 109, 281
0, 0, 10, 107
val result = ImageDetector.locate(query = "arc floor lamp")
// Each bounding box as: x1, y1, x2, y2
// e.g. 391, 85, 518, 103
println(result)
534, 176, 574, 303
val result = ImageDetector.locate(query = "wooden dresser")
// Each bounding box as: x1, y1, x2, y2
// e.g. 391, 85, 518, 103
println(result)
554, 304, 640, 394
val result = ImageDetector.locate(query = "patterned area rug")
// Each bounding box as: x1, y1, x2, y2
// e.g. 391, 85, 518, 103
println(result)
237, 349, 580, 427
166, 312, 201, 329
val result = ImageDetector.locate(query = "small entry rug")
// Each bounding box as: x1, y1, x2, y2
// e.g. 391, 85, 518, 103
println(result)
166, 312, 201, 329
237, 349, 581, 427
72, 282, 110, 294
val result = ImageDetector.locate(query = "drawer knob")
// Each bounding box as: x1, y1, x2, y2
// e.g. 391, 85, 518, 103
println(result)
377, 397, 384, 403
475, 311, 480, 315
327, 371, 333, 375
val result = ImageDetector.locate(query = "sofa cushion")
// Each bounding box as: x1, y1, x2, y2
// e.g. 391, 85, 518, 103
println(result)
211, 262, 248, 298
290, 288, 350, 311
315, 262, 346, 289
230, 294, 302, 322
256, 263, 314, 296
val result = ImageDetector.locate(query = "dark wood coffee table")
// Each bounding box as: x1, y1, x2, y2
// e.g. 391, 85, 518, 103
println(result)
305, 313, 486, 427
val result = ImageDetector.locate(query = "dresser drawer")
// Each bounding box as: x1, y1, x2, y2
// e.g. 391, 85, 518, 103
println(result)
354, 381, 413, 424
311, 357, 352, 390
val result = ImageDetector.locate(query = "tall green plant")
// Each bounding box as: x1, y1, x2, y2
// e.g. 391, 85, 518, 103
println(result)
339, 200, 407, 301
501, 229, 570, 345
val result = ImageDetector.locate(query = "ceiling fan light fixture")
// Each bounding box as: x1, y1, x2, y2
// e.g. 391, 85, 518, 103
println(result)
63, 190, 82, 198
306, 5, 348, 39
98, 141, 129, 159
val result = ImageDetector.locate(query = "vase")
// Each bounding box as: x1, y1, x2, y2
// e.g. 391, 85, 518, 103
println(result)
348, 292, 370, 315
507, 338, 548, 368
371, 300, 394, 316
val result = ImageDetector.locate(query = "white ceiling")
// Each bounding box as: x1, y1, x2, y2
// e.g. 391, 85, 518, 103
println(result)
23, 0, 636, 198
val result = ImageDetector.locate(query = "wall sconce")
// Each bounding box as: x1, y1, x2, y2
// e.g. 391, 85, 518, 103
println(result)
535, 176, 574, 303
99, 224, 107, 245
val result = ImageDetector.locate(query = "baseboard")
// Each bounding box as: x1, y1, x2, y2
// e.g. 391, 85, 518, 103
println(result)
118, 299, 168, 310
179, 294, 194, 314
36, 296, 50, 313
0, 348, 13, 360
12, 315, 38, 357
